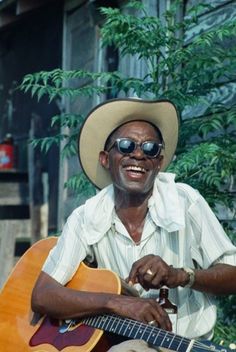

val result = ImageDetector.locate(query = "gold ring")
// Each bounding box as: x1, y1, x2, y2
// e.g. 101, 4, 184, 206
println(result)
148, 320, 156, 326
146, 269, 153, 276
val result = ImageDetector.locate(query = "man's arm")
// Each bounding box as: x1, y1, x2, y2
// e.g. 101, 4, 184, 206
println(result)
191, 263, 236, 294
31, 270, 172, 330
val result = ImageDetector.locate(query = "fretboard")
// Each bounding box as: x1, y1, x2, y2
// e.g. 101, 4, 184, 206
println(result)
82, 314, 191, 352
82, 314, 230, 352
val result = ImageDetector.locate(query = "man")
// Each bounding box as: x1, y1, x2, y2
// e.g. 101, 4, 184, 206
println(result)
32, 98, 236, 351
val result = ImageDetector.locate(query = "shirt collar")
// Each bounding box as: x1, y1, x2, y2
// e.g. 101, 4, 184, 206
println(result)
148, 172, 185, 232
84, 172, 185, 245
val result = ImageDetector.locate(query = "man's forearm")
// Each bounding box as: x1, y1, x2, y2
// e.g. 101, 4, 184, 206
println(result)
191, 264, 236, 295
31, 271, 114, 319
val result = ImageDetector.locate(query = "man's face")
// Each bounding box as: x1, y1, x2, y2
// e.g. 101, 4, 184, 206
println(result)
100, 121, 163, 196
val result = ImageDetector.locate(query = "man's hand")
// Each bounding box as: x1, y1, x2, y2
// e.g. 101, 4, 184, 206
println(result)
107, 295, 172, 331
127, 255, 187, 290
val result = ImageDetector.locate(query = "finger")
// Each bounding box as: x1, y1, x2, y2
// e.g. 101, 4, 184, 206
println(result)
152, 304, 172, 331
138, 269, 161, 290
144, 309, 171, 331
128, 255, 159, 286
129, 255, 156, 280
146, 268, 154, 276
145, 299, 172, 330
151, 271, 166, 288
143, 267, 164, 289
128, 260, 144, 284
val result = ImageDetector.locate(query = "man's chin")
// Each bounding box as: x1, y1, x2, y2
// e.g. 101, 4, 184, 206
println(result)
118, 181, 153, 196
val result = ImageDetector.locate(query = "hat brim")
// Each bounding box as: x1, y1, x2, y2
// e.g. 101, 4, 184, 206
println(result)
78, 98, 179, 189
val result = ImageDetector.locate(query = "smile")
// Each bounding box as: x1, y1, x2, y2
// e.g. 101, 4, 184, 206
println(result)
124, 165, 147, 173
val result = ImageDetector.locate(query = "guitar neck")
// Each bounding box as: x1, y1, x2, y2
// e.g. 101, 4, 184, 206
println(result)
82, 314, 231, 352
82, 314, 192, 352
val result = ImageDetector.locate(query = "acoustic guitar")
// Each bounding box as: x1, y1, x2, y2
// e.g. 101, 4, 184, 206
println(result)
0, 237, 232, 352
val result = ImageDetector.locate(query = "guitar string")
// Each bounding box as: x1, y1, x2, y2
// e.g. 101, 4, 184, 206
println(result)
83, 315, 227, 352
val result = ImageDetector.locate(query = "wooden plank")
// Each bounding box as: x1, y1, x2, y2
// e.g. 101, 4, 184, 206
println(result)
0, 182, 29, 205
58, 0, 97, 226
182, 82, 236, 119
0, 221, 17, 288
0, 219, 31, 288
186, 0, 232, 12
30, 204, 48, 242
185, 2, 236, 43
28, 114, 49, 243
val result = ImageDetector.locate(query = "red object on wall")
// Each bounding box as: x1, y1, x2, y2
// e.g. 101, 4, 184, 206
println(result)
0, 135, 14, 169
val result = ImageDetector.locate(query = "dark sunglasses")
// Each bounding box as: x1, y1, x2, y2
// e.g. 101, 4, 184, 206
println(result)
107, 138, 163, 158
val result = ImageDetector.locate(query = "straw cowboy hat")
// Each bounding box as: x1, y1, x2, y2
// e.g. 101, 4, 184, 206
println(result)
78, 98, 179, 189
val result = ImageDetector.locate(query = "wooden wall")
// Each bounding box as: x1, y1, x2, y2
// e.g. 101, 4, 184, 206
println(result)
183, 0, 236, 119
0, 0, 63, 233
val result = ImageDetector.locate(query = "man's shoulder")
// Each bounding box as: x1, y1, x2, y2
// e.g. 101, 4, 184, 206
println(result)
175, 182, 201, 203
70, 192, 101, 217
67, 203, 86, 222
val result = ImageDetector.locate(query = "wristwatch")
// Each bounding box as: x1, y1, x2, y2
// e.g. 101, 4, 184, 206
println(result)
181, 267, 195, 288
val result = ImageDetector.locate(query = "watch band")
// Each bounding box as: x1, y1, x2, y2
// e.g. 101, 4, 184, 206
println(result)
181, 267, 195, 288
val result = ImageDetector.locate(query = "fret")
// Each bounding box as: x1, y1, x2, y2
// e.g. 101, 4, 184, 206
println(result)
152, 328, 168, 347
108, 316, 118, 334
84, 317, 94, 326
106, 318, 116, 332
117, 317, 126, 335
171, 336, 189, 352
139, 324, 149, 339
160, 332, 172, 348
166, 334, 180, 351
185, 339, 195, 352
116, 316, 128, 335
164, 334, 190, 352
128, 320, 138, 338
86, 315, 104, 330
163, 334, 190, 352
147, 326, 163, 346
122, 318, 133, 336
133, 323, 146, 339
98, 315, 109, 330
143, 326, 158, 344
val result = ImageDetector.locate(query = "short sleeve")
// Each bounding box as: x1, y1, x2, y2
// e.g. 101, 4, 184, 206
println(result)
42, 206, 93, 285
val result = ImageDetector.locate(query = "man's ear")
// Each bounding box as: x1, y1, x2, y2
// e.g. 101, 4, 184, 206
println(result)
99, 151, 109, 169
158, 155, 164, 170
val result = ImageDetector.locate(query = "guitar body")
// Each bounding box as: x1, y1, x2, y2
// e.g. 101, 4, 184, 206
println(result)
0, 237, 121, 352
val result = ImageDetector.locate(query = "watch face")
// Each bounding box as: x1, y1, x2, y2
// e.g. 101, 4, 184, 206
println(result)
183, 267, 195, 288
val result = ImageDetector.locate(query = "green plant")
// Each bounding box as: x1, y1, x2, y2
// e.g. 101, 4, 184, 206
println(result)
20, 0, 236, 339
214, 320, 236, 348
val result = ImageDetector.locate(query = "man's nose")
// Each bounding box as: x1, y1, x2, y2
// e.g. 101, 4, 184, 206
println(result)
130, 144, 145, 158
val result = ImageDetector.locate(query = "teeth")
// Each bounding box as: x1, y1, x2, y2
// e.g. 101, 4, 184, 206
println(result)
125, 165, 146, 173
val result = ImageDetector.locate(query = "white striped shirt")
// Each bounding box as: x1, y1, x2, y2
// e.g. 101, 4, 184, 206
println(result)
43, 173, 236, 339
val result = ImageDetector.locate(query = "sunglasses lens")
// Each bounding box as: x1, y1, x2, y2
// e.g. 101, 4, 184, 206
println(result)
143, 142, 160, 157
118, 139, 135, 154
115, 138, 161, 157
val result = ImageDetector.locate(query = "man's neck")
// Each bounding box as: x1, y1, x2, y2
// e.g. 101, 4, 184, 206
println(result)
114, 191, 151, 244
